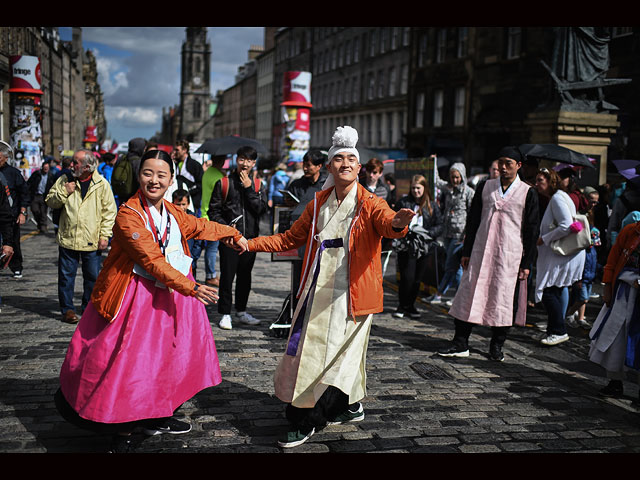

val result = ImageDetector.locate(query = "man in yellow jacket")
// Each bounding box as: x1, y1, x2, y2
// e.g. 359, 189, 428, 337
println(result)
46, 149, 117, 324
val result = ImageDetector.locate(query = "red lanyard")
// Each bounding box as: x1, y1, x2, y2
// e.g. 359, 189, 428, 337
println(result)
139, 191, 170, 254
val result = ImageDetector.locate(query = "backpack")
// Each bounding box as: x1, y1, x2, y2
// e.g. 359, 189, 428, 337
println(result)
111, 155, 134, 199
220, 175, 261, 203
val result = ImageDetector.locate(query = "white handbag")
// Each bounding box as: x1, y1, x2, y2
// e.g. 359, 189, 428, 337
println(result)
549, 194, 591, 256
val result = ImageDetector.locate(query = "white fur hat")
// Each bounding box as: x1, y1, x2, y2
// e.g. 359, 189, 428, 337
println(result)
323, 126, 360, 190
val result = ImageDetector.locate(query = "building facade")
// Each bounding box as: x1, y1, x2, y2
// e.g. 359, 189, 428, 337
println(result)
0, 27, 103, 164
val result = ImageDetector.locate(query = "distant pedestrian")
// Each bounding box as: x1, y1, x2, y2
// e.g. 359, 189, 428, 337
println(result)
172, 139, 204, 215
439, 147, 539, 362
45, 149, 117, 323
27, 160, 56, 233
0, 140, 30, 279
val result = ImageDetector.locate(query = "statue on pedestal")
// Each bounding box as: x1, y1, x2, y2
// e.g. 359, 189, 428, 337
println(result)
541, 27, 631, 112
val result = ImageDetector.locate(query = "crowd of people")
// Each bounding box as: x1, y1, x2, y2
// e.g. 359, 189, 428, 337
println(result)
1, 130, 639, 451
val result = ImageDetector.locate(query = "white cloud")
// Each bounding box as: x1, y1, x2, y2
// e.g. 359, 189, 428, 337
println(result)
106, 106, 159, 127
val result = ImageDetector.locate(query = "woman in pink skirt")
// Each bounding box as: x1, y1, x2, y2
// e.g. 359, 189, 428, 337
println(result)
55, 149, 247, 452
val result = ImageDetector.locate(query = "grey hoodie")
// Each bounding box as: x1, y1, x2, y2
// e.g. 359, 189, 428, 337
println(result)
436, 162, 475, 240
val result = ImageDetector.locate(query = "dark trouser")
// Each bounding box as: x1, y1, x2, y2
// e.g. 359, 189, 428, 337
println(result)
217, 243, 256, 314
397, 251, 429, 311
541, 285, 569, 336
54, 388, 178, 435
30, 194, 48, 230
452, 318, 510, 350
58, 246, 101, 315
8, 220, 22, 273
285, 386, 354, 432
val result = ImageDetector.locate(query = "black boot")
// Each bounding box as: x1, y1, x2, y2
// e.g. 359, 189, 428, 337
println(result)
599, 380, 623, 398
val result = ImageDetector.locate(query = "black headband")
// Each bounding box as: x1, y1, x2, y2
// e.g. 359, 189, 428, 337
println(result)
497, 146, 523, 163
139, 149, 174, 175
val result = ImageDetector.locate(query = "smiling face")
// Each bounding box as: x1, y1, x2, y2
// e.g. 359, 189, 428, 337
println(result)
327, 152, 361, 187
139, 158, 173, 207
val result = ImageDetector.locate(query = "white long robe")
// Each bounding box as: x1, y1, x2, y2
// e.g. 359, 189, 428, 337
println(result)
274, 185, 372, 408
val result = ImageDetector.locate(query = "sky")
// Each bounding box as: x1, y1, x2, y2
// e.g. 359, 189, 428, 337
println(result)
59, 27, 265, 147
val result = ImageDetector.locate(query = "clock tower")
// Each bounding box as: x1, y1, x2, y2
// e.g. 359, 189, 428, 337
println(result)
179, 27, 211, 141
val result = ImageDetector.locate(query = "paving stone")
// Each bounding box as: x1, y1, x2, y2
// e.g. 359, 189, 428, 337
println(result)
2, 220, 640, 452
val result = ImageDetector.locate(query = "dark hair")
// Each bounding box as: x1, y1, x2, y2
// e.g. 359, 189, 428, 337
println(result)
172, 188, 190, 202
175, 139, 190, 151
236, 146, 258, 160
384, 173, 395, 185
303, 149, 327, 166
139, 149, 174, 176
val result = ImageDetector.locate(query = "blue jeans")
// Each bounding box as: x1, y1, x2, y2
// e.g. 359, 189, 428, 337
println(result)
542, 286, 569, 336
58, 246, 101, 315
437, 238, 463, 295
204, 240, 219, 280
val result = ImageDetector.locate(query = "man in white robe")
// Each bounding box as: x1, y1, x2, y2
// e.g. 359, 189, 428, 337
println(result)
244, 126, 415, 448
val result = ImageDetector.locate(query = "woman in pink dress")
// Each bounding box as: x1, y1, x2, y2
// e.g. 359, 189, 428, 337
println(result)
54, 149, 245, 452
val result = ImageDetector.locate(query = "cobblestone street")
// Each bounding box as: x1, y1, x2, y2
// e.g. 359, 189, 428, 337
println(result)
1, 219, 640, 454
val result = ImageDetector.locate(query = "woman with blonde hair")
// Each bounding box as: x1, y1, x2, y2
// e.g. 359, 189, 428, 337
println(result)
392, 174, 443, 319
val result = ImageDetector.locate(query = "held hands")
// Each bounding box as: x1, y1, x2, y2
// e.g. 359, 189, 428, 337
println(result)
391, 208, 416, 229
221, 235, 249, 254
194, 283, 219, 305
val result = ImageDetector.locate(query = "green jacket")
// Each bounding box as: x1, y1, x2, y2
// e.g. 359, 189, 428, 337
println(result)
200, 166, 224, 220
45, 169, 117, 251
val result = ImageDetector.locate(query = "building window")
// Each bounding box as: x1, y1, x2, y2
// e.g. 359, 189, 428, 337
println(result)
391, 27, 400, 50
613, 27, 633, 37
345, 40, 351, 64
400, 64, 409, 95
377, 70, 385, 98
454, 86, 465, 126
370, 30, 377, 56
376, 113, 382, 146
388, 66, 397, 97
343, 78, 350, 104
436, 29, 446, 63
507, 27, 521, 59
380, 28, 387, 54
324, 49, 330, 71
352, 76, 359, 103
415, 92, 425, 128
354, 37, 361, 63
366, 114, 372, 144
387, 112, 394, 146
368, 73, 376, 100
332, 47, 337, 69
457, 27, 469, 58
418, 32, 428, 67
403, 27, 410, 46
433, 89, 444, 127
194, 98, 201, 119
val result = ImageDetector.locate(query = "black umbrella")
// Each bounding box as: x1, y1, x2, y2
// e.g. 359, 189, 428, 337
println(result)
195, 136, 268, 157
519, 144, 595, 169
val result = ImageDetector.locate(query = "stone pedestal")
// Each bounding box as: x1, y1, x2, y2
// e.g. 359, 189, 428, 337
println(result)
525, 110, 620, 185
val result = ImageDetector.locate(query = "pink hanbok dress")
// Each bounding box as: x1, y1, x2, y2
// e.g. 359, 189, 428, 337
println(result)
59, 204, 221, 424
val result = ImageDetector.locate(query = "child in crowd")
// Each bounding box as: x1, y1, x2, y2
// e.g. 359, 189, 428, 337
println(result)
173, 189, 204, 281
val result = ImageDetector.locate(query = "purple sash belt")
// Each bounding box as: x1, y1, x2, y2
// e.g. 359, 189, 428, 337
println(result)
286, 237, 344, 356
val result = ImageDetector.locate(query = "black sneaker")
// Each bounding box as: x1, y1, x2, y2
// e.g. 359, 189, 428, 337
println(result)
277, 427, 315, 448
327, 402, 365, 425
489, 345, 505, 362
143, 417, 192, 436
599, 380, 623, 398
437, 344, 470, 358
404, 306, 421, 319
108, 435, 136, 453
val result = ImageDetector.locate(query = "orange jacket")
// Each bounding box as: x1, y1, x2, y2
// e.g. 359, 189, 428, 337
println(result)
248, 183, 408, 318
603, 221, 640, 285
90, 192, 241, 322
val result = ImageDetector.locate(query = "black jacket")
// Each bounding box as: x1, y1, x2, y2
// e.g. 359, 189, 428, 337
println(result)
209, 170, 267, 239
0, 164, 29, 218
176, 156, 204, 210
0, 177, 13, 247
395, 194, 444, 240
287, 170, 329, 221
27, 169, 56, 199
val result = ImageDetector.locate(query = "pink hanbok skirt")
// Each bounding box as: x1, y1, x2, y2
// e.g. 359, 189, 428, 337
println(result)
59, 273, 221, 424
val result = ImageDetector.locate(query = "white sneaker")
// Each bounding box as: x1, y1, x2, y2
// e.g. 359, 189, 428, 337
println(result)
540, 333, 569, 346
565, 312, 578, 328
426, 294, 442, 305
219, 314, 233, 330
236, 311, 261, 325
445, 299, 453, 307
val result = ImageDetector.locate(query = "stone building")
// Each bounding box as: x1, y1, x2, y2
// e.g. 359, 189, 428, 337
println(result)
0, 27, 103, 161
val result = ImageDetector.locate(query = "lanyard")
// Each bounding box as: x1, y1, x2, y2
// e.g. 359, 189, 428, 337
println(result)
139, 191, 170, 255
